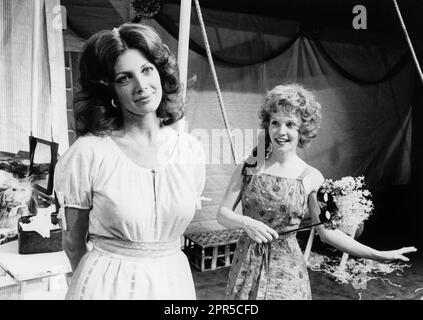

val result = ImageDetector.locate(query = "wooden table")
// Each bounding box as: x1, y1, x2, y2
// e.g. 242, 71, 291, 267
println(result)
0, 240, 71, 299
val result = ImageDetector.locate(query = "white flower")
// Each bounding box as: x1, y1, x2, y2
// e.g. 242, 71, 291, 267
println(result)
321, 175, 373, 235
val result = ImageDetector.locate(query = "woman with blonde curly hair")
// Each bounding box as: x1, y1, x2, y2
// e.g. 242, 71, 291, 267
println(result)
217, 83, 416, 300
54, 23, 205, 300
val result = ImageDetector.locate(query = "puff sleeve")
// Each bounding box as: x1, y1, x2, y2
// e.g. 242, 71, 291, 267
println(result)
54, 137, 98, 212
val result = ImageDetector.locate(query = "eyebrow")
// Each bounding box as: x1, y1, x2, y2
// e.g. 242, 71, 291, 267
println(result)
115, 63, 152, 77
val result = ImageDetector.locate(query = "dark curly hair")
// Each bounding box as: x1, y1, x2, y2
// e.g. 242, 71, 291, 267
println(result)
259, 83, 322, 154
74, 23, 184, 136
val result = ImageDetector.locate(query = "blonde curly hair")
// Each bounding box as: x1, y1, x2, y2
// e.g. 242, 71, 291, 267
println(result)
259, 83, 322, 148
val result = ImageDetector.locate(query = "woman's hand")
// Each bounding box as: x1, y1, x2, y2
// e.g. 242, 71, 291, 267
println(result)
240, 216, 279, 244
378, 246, 417, 262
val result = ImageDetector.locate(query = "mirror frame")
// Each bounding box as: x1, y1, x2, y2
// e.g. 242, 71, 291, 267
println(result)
29, 136, 59, 196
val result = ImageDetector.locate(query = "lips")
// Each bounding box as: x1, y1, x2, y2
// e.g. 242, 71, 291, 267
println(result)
134, 92, 155, 103
274, 137, 289, 145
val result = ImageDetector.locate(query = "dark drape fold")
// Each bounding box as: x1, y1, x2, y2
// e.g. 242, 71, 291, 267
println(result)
154, 4, 411, 83
312, 38, 411, 84
155, 12, 301, 66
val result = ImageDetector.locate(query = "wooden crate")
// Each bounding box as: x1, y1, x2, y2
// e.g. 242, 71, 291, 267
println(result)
183, 229, 242, 272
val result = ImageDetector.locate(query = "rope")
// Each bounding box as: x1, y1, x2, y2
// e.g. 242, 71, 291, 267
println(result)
193, 0, 239, 165
392, 0, 423, 86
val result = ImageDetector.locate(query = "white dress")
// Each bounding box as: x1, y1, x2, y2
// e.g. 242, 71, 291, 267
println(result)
54, 131, 206, 300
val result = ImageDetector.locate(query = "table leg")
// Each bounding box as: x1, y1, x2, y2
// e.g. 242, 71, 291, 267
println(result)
18, 281, 25, 300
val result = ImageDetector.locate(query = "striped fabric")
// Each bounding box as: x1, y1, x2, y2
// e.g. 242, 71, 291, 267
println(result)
0, 0, 68, 154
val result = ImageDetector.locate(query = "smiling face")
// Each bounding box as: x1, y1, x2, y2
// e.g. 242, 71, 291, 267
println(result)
268, 111, 302, 155
113, 48, 163, 118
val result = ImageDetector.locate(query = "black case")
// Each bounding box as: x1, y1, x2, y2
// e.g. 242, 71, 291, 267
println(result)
17, 214, 62, 254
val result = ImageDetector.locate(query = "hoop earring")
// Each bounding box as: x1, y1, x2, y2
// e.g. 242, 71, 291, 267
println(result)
111, 99, 119, 108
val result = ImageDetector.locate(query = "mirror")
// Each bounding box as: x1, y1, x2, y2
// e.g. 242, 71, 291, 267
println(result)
29, 136, 58, 196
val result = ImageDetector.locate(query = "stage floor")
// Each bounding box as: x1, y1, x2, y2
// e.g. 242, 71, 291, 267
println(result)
192, 251, 423, 300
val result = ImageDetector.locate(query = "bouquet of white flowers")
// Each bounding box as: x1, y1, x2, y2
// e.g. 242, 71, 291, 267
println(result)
311, 176, 410, 286
317, 176, 374, 236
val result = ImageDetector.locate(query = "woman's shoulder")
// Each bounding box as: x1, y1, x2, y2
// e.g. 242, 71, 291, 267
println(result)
179, 130, 201, 143
74, 133, 109, 144
304, 164, 324, 180
301, 163, 325, 193
59, 133, 110, 161
178, 131, 204, 152
72, 133, 109, 148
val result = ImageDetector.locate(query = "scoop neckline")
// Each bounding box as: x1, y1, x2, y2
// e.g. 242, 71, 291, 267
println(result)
107, 131, 181, 171
251, 160, 310, 181
250, 173, 307, 195
253, 172, 304, 181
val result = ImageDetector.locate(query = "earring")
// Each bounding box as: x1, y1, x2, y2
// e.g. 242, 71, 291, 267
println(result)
111, 99, 119, 108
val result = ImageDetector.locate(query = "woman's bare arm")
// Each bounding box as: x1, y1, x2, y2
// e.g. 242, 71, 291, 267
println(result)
308, 191, 416, 261
217, 164, 278, 244
63, 207, 90, 271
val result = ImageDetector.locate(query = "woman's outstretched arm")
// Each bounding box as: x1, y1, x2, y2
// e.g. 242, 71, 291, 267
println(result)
308, 189, 416, 262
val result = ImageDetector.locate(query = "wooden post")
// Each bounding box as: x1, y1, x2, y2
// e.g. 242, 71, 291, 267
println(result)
176, 0, 192, 132
31, 0, 41, 136
211, 246, 218, 270
303, 228, 315, 262
200, 247, 205, 271
225, 244, 230, 266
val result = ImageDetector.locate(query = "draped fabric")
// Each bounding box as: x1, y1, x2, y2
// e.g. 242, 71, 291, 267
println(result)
62, 2, 415, 233
147, 10, 414, 233
0, 0, 68, 154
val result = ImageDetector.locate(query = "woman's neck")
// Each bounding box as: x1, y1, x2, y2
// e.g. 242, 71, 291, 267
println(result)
268, 149, 298, 166
122, 113, 162, 143
262, 150, 303, 177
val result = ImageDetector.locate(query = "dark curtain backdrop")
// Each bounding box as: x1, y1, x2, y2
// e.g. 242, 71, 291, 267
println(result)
63, 2, 415, 234
151, 5, 414, 233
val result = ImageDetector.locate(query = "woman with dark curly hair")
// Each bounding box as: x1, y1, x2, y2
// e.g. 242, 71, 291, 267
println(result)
217, 83, 416, 300
54, 23, 205, 300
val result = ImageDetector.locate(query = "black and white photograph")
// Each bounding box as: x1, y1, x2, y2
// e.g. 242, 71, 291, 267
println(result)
1, 0, 423, 306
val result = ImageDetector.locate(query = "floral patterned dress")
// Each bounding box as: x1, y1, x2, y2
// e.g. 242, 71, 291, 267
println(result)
225, 166, 313, 300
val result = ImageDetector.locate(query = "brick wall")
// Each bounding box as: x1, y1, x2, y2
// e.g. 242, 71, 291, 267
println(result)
64, 51, 80, 146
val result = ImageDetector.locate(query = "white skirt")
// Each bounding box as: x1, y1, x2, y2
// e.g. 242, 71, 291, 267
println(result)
65, 237, 196, 300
